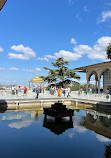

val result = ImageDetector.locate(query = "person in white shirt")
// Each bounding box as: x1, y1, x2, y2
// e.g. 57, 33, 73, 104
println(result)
12, 86, 15, 95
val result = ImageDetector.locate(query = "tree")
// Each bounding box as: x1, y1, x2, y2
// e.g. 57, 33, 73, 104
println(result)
106, 42, 111, 59
40, 75, 57, 83
43, 57, 80, 87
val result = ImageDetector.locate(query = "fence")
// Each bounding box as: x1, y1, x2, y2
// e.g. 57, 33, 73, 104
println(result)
0, 90, 110, 102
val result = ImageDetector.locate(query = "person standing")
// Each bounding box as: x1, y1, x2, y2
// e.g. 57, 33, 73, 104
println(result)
50, 86, 52, 95
35, 86, 40, 99
106, 88, 109, 94
59, 87, 62, 97
11, 86, 15, 95
24, 86, 27, 95
67, 86, 71, 97
53, 87, 56, 95
15, 86, 18, 95
57, 87, 61, 97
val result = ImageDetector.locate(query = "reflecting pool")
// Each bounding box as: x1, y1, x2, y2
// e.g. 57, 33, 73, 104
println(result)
0, 107, 111, 158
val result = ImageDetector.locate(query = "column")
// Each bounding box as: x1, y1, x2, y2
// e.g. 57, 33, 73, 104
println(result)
86, 71, 89, 92
95, 80, 98, 93
86, 79, 89, 92
98, 77, 100, 93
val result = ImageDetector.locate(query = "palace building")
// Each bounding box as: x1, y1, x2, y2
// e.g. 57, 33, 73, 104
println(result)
0, 0, 7, 10
75, 61, 111, 94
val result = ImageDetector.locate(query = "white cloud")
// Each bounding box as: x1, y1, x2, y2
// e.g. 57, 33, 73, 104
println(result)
45, 55, 57, 59
88, 36, 111, 60
44, 36, 111, 62
22, 68, 41, 72
0, 67, 5, 70
55, 50, 81, 61
74, 45, 92, 55
0, 47, 3, 52
98, 11, 111, 22
8, 52, 28, 60
10, 67, 19, 71
96, 134, 111, 142
22, 69, 34, 72
37, 57, 49, 62
84, 6, 89, 12
71, 38, 77, 45
8, 44, 36, 60
36, 68, 41, 72
73, 36, 111, 61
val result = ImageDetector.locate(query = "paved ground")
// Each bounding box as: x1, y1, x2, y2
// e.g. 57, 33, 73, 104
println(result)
0, 91, 110, 102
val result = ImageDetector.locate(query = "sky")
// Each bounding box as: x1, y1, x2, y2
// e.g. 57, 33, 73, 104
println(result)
0, 0, 111, 85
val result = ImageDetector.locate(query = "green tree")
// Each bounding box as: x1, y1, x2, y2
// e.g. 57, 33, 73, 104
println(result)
71, 82, 80, 91
40, 75, 57, 84
106, 42, 111, 59
43, 57, 80, 87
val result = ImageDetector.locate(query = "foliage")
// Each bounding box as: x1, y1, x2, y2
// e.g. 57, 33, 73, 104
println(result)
70, 82, 80, 91
106, 42, 111, 59
71, 83, 96, 91
40, 75, 57, 83
43, 57, 80, 87
81, 84, 96, 91
0, 88, 6, 90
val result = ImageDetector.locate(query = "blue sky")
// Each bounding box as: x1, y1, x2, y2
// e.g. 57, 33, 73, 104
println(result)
0, 0, 111, 85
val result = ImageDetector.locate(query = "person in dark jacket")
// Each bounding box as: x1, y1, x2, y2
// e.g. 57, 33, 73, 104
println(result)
35, 86, 40, 99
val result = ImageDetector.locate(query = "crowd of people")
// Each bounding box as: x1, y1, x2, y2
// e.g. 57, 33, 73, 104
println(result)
49, 86, 71, 97
11, 85, 71, 98
11, 85, 43, 99
78, 87, 92, 95
11, 85, 28, 96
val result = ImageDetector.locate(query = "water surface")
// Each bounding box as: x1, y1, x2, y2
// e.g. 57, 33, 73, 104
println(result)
0, 107, 111, 158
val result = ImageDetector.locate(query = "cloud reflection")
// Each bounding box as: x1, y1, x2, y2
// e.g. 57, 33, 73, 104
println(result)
68, 116, 87, 139
96, 134, 111, 142
8, 120, 33, 129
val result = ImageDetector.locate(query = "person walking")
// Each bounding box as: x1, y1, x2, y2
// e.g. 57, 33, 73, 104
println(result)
63, 87, 66, 97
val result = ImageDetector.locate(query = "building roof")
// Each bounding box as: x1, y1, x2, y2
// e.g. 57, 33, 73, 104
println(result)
75, 61, 111, 72
0, 0, 7, 10
30, 76, 44, 83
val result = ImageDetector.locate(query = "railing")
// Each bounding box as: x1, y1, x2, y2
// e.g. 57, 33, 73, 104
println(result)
0, 90, 110, 102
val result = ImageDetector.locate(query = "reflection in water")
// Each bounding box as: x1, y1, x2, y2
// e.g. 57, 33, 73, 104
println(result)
104, 144, 111, 158
43, 117, 73, 135
0, 107, 111, 158
96, 134, 111, 143
0, 109, 42, 129
8, 120, 33, 129
81, 109, 111, 140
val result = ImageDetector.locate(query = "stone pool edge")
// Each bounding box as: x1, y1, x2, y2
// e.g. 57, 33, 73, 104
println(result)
0, 98, 110, 110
